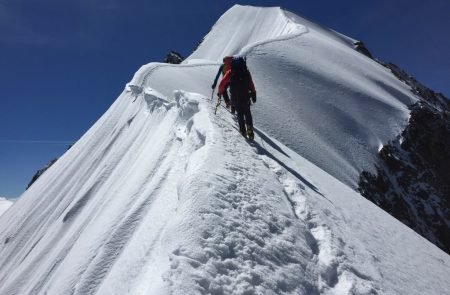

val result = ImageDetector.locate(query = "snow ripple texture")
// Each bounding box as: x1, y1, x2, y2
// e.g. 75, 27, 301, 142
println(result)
165, 109, 318, 294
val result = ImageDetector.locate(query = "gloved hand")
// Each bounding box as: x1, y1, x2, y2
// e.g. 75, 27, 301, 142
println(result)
211, 84, 216, 89
251, 92, 257, 103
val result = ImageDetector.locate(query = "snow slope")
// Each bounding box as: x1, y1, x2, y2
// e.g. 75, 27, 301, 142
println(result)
0, 5, 448, 295
188, 5, 416, 188
0, 197, 13, 217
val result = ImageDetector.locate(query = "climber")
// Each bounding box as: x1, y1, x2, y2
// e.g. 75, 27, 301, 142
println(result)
218, 56, 257, 140
212, 56, 234, 112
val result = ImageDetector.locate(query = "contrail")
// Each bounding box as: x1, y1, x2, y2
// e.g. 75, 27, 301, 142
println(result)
0, 140, 74, 144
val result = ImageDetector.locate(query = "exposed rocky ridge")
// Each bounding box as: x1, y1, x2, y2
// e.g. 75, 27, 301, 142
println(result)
26, 158, 58, 189
26, 144, 73, 190
353, 41, 373, 59
382, 62, 449, 108
359, 61, 450, 253
163, 51, 184, 64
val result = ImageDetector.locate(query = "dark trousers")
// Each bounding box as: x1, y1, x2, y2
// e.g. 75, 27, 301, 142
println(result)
223, 90, 230, 104
235, 101, 253, 133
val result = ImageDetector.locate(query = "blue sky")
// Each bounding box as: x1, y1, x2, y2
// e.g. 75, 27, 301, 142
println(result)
1, 0, 449, 197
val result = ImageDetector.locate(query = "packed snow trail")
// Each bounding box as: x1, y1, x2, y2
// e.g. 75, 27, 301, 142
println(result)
1, 4, 450, 295
211, 103, 449, 295
162, 97, 319, 294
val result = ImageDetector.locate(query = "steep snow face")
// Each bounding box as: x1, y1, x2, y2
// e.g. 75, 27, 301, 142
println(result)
0, 197, 13, 217
1, 87, 449, 294
0, 5, 449, 295
188, 5, 355, 62
188, 6, 305, 62
188, 5, 417, 187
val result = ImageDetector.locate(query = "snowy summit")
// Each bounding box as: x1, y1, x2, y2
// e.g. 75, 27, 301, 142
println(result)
0, 5, 449, 295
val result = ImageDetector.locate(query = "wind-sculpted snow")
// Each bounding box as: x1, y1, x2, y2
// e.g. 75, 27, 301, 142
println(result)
248, 34, 416, 187
1, 5, 449, 295
187, 6, 307, 62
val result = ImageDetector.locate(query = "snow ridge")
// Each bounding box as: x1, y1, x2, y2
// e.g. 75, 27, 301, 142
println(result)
164, 108, 319, 294
188, 6, 307, 62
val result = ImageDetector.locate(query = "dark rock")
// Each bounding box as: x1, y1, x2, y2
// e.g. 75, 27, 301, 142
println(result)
359, 62, 450, 254
381, 62, 450, 109
26, 144, 74, 190
379, 145, 404, 171
26, 158, 58, 189
163, 51, 184, 64
354, 41, 373, 59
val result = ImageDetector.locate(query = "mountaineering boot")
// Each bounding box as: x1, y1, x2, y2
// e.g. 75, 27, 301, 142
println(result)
226, 100, 231, 110
246, 125, 254, 140
230, 105, 236, 114
240, 126, 247, 138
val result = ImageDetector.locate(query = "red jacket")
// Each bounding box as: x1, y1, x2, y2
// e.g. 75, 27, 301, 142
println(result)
218, 69, 256, 97
223, 56, 232, 73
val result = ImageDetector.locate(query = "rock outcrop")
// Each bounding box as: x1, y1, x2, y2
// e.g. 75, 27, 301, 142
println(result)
359, 62, 450, 253
163, 51, 184, 64
26, 144, 73, 190
354, 41, 373, 59
26, 158, 58, 189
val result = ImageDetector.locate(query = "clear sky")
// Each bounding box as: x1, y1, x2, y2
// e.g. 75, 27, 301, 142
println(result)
1, 0, 449, 197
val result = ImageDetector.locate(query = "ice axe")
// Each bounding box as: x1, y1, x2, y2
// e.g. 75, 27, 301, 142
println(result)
210, 88, 215, 102
214, 94, 222, 115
